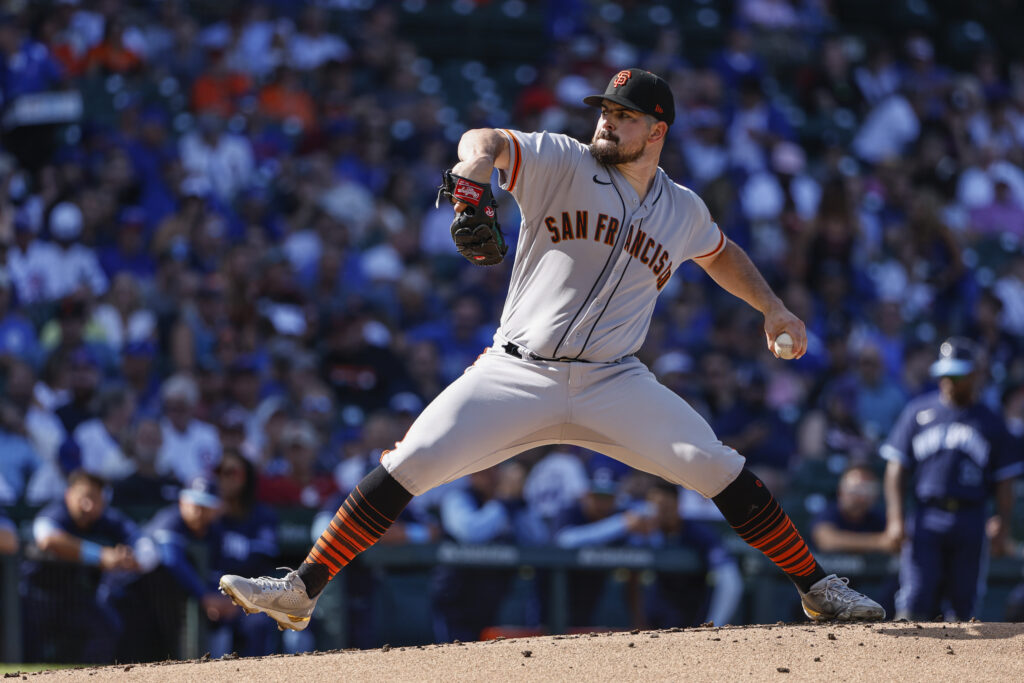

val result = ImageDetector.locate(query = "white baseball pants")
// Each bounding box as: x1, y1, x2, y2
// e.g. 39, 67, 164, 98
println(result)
381, 347, 745, 498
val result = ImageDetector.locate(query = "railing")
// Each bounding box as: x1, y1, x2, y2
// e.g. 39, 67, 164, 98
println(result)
3, 541, 1023, 662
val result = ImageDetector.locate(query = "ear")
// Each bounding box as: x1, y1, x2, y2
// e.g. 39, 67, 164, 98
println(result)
648, 121, 668, 143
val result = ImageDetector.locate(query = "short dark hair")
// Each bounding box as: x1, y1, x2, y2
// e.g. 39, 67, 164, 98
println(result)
66, 469, 107, 490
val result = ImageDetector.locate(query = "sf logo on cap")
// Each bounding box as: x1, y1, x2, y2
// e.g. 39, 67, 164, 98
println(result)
612, 70, 631, 87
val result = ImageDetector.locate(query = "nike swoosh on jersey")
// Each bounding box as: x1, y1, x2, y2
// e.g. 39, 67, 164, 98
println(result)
593, 174, 612, 185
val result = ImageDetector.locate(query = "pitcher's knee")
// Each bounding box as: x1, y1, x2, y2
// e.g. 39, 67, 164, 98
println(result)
380, 447, 442, 497
668, 443, 745, 498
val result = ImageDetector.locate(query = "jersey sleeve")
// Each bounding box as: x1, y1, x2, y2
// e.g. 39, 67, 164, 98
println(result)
679, 189, 726, 263
497, 130, 584, 214
880, 403, 916, 469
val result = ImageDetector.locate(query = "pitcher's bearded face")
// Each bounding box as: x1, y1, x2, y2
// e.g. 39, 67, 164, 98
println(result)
589, 103, 652, 165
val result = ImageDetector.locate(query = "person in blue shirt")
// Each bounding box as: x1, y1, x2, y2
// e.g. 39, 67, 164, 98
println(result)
22, 469, 139, 663
0, 398, 39, 504
552, 467, 653, 629
882, 338, 1024, 621
432, 464, 538, 643
109, 476, 238, 662
628, 480, 743, 628
811, 464, 892, 554
208, 450, 280, 657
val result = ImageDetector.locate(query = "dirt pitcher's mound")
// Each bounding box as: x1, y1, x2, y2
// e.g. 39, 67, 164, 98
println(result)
25, 622, 1024, 682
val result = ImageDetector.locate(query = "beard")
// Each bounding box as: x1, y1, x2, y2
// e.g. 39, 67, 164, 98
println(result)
589, 131, 645, 165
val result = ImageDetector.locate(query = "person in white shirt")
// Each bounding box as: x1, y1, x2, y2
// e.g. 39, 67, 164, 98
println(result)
6, 207, 60, 305
67, 386, 136, 482
179, 113, 255, 202
156, 374, 222, 484
45, 201, 109, 300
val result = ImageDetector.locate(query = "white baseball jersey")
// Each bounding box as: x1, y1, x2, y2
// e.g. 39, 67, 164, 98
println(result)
381, 128, 743, 500
495, 130, 725, 362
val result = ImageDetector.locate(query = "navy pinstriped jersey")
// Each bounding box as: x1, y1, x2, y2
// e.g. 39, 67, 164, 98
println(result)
880, 392, 1024, 503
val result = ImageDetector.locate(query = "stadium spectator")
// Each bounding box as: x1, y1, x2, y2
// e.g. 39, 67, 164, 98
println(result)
179, 112, 255, 203
3, 358, 65, 504
630, 480, 742, 628
810, 465, 892, 554
208, 450, 280, 657
111, 417, 180, 508
0, 267, 41, 366
553, 466, 651, 628
258, 419, 337, 508
44, 201, 109, 300
111, 476, 237, 662
61, 385, 136, 482
432, 464, 534, 642
81, 18, 142, 75
0, 397, 40, 504
22, 469, 139, 663
6, 206, 61, 305
156, 374, 222, 485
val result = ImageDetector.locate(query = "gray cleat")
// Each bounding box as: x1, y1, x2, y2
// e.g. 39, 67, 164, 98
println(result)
800, 574, 886, 622
219, 568, 319, 631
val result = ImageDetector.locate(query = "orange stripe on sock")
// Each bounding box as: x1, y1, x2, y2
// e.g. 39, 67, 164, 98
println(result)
309, 546, 342, 573
750, 521, 794, 551
771, 538, 807, 565
343, 499, 388, 537
788, 554, 818, 576
730, 495, 777, 531
334, 513, 376, 546
332, 519, 373, 551
355, 485, 396, 524
740, 506, 785, 541
322, 525, 361, 558
317, 536, 353, 564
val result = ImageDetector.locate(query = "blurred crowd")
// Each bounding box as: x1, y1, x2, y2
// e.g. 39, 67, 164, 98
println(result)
2, 0, 1024, 659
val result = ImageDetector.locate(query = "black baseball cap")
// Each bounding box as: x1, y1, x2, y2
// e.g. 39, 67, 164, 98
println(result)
930, 337, 979, 378
583, 68, 675, 125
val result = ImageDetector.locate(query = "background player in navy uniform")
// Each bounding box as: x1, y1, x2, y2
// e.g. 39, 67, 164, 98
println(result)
208, 450, 280, 657
629, 480, 742, 628
882, 338, 1024, 621
110, 476, 237, 662
23, 469, 139, 663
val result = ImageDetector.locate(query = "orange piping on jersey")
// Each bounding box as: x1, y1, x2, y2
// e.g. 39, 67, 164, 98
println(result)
693, 228, 726, 260
502, 129, 522, 192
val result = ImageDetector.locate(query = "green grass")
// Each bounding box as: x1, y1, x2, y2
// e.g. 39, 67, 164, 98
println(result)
0, 663, 88, 674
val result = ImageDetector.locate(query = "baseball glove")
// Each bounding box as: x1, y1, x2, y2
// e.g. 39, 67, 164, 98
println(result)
436, 170, 508, 266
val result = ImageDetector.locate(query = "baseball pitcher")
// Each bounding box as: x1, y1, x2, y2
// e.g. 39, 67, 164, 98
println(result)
220, 68, 884, 632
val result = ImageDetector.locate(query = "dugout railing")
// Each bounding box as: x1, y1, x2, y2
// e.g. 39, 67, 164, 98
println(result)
4, 544, 1024, 662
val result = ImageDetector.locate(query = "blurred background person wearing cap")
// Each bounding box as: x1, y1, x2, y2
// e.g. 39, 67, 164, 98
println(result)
22, 469, 139, 663
44, 201, 108, 301
208, 449, 279, 658
882, 338, 1024, 621
627, 479, 742, 629
552, 463, 654, 630
156, 374, 222, 485
110, 475, 236, 662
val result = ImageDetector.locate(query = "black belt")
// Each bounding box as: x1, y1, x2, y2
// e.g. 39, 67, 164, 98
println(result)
922, 498, 984, 513
502, 342, 589, 363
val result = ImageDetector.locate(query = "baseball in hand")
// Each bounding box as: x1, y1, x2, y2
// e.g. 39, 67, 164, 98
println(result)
773, 332, 796, 360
